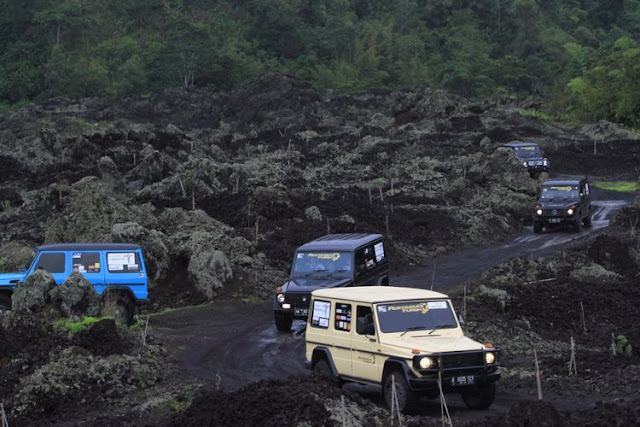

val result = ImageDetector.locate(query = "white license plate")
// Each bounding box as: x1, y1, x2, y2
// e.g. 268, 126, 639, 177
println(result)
294, 308, 309, 316
548, 218, 561, 223
451, 375, 475, 386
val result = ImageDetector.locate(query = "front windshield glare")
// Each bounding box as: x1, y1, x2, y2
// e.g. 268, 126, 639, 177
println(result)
541, 186, 578, 200
292, 252, 351, 275
376, 301, 457, 333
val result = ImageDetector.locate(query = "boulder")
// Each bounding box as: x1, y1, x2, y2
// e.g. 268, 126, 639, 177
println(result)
49, 273, 100, 318
187, 248, 233, 299
11, 270, 56, 313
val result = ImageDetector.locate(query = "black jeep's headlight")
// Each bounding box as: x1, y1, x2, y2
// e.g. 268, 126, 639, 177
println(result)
567, 208, 574, 215
277, 294, 285, 303
536, 208, 543, 216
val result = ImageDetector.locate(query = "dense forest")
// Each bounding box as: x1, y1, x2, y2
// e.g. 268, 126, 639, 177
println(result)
1, 0, 639, 125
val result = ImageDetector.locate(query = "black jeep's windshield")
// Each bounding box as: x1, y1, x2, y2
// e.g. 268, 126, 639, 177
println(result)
514, 145, 542, 159
540, 185, 579, 201
291, 251, 352, 279
376, 300, 457, 333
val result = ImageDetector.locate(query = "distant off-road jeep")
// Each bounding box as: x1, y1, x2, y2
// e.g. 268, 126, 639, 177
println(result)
503, 142, 549, 177
0, 243, 149, 323
534, 177, 592, 233
273, 233, 389, 332
305, 287, 501, 413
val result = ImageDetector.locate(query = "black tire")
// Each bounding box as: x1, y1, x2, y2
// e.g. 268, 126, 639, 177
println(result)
583, 211, 592, 227
383, 370, 418, 414
274, 312, 293, 332
101, 294, 135, 325
533, 223, 543, 234
313, 358, 341, 386
0, 293, 11, 314
574, 217, 582, 232
461, 382, 496, 410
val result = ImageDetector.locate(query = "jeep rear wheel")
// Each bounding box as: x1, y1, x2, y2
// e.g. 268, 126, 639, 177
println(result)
461, 382, 496, 410
101, 294, 135, 325
274, 312, 293, 332
0, 293, 11, 314
383, 370, 418, 414
313, 359, 341, 386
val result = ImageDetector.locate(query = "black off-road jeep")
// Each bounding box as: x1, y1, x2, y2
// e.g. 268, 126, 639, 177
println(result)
503, 142, 549, 177
533, 177, 592, 233
273, 233, 389, 332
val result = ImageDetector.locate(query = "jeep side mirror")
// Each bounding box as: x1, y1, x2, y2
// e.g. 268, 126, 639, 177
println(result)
458, 313, 465, 325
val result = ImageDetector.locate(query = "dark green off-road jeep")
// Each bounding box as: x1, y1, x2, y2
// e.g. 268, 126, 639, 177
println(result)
533, 177, 592, 233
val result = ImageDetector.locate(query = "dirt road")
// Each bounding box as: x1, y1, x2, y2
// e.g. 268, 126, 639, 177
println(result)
152, 196, 630, 394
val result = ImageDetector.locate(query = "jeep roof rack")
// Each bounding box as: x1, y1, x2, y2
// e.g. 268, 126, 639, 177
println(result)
312, 286, 447, 303
36, 243, 142, 251
297, 233, 383, 252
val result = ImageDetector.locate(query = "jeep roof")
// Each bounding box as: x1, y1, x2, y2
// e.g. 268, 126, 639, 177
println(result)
35, 243, 141, 251
541, 178, 585, 187
503, 142, 539, 148
297, 233, 383, 252
312, 286, 447, 303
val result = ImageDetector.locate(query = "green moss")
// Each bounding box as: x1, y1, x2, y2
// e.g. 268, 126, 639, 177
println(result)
54, 316, 103, 334
592, 181, 640, 192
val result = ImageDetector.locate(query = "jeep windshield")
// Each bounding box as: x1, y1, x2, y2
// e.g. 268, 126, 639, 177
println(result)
514, 145, 542, 159
376, 300, 457, 333
291, 251, 352, 279
540, 185, 579, 201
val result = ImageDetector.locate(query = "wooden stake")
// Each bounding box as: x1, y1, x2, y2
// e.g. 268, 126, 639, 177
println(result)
379, 186, 384, 202
568, 336, 577, 375
580, 302, 587, 333
341, 395, 346, 427
438, 370, 452, 427
611, 333, 616, 356
368, 187, 372, 205
534, 348, 543, 400
430, 263, 437, 291
385, 215, 390, 238
1, 402, 8, 427
463, 286, 467, 320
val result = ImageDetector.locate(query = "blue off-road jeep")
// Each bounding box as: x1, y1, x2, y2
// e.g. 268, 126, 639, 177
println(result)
0, 243, 149, 323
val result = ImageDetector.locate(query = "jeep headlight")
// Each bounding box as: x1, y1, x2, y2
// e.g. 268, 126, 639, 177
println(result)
523, 161, 528, 167
277, 294, 285, 303
536, 208, 542, 216
543, 159, 548, 166
485, 352, 496, 365
567, 208, 574, 215
418, 356, 435, 369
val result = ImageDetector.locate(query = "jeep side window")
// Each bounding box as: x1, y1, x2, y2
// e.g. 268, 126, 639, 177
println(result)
72, 252, 101, 274
107, 252, 141, 273
335, 303, 352, 331
355, 245, 376, 275
356, 306, 374, 335
310, 299, 331, 329
35, 253, 65, 273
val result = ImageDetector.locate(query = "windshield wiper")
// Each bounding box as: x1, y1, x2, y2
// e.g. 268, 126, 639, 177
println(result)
428, 324, 456, 334
400, 326, 429, 337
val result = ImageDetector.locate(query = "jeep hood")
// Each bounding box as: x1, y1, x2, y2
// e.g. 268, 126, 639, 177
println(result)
380, 334, 483, 353
539, 201, 577, 209
0, 271, 27, 286
284, 277, 352, 291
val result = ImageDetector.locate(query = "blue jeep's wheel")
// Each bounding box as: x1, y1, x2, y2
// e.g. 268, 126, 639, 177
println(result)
0, 293, 11, 314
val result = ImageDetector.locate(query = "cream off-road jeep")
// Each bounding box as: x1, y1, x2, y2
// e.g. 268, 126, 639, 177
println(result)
305, 286, 501, 413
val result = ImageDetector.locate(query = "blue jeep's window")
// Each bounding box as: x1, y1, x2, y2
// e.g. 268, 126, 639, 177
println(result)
73, 252, 101, 273
35, 253, 65, 273
107, 252, 141, 273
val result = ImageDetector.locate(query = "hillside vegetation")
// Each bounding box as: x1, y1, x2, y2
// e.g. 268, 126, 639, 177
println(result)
1, 0, 640, 125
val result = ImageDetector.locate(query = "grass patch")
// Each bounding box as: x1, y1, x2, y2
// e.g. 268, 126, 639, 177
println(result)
592, 181, 640, 192
54, 316, 104, 334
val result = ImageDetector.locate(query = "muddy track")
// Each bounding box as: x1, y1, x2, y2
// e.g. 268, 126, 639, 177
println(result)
151, 193, 632, 398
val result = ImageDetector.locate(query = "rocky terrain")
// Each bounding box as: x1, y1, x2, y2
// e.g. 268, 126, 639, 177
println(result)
1, 74, 640, 425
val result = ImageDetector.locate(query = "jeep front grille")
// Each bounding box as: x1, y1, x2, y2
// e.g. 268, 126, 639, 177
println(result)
440, 352, 484, 369
284, 292, 311, 308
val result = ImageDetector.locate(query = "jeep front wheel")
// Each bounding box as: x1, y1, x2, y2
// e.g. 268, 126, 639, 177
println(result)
383, 370, 418, 413
0, 293, 11, 314
583, 212, 592, 227
574, 217, 582, 232
313, 359, 341, 386
461, 382, 496, 410
274, 312, 293, 332
533, 223, 543, 234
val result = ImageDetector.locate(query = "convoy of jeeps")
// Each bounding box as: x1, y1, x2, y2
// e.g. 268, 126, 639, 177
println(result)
0, 139, 601, 414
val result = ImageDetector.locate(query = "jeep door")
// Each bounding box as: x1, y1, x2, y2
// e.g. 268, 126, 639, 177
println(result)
350, 305, 381, 382
30, 251, 68, 284
330, 301, 353, 375
104, 250, 146, 298
72, 251, 106, 292
354, 240, 388, 286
